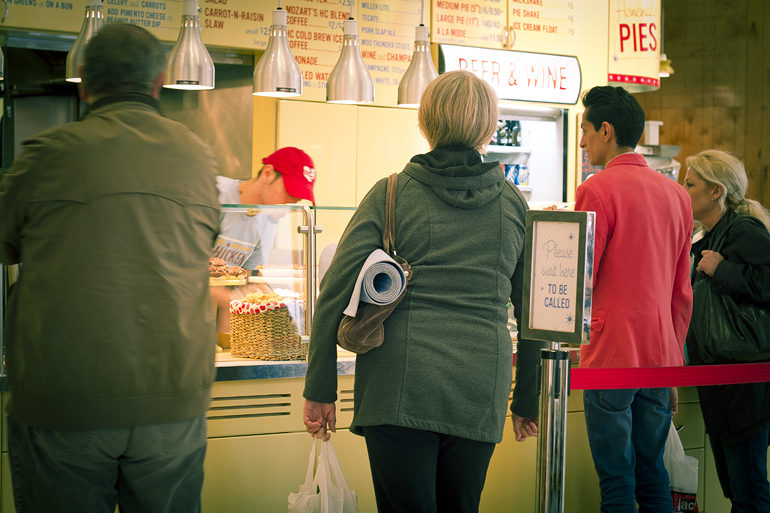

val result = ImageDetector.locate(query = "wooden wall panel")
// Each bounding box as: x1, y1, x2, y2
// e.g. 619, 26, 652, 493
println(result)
761, 2, 770, 199
633, 0, 769, 206
745, 0, 765, 203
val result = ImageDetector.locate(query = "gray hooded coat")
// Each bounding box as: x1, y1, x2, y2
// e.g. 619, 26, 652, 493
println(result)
304, 146, 545, 443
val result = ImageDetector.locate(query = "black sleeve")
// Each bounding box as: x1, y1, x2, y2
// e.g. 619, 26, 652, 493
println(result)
711, 218, 770, 303
510, 246, 547, 418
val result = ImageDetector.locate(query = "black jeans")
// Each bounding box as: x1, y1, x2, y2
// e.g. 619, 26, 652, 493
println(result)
361, 424, 496, 513
709, 428, 770, 513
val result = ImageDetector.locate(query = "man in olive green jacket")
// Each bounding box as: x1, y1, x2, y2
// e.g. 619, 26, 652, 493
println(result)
0, 25, 220, 512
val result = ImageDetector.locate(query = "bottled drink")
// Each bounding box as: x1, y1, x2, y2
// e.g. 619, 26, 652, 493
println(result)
511, 121, 522, 146
518, 165, 529, 186
505, 164, 519, 184
494, 120, 506, 146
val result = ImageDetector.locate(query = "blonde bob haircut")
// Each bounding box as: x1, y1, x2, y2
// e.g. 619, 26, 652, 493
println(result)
686, 149, 770, 231
418, 70, 499, 151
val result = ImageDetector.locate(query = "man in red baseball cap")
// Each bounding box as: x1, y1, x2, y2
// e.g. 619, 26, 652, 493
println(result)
211, 147, 317, 335
261, 146, 316, 205
227, 146, 316, 206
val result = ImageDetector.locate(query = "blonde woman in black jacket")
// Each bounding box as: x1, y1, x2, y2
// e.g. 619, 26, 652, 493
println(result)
683, 149, 770, 512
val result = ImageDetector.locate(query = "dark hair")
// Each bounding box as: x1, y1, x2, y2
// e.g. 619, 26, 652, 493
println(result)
82, 24, 166, 97
581, 86, 645, 148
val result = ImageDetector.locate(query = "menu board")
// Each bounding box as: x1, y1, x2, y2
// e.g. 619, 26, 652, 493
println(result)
187, 0, 422, 105
105, 0, 181, 41
0, 0, 86, 33
3, 0, 422, 106
508, 0, 578, 55
430, 0, 505, 49
267, 0, 423, 105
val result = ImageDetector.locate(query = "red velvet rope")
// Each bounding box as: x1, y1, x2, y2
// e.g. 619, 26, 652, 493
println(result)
570, 362, 770, 390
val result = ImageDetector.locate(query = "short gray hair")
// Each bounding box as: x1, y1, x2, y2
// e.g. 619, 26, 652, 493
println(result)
82, 24, 166, 97
418, 70, 498, 151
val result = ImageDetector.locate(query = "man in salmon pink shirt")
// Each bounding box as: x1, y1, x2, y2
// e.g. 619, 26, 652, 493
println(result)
575, 85, 693, 513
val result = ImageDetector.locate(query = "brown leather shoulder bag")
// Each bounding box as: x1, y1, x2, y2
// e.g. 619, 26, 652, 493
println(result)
336, 173, 412, 354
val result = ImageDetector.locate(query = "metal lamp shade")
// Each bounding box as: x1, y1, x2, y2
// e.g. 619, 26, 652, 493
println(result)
659, 53, 674, 77
65, 0, 104, 83
398, 25, 438, 107
253, 9, 302, 97
164, 0, 215, 90
326, 19, 374, 104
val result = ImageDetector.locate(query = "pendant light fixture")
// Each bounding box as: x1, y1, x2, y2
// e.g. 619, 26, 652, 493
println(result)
164, 0, 215, 90
65, 0, 104, 83
253, 3, 302, 97
0, 48, 4, 82
398, 0, 438, 108
326, 0, 374, 104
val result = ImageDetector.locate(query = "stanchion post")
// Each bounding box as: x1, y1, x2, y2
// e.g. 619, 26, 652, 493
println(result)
536, 341, 571, 513
520, 210, 594, 513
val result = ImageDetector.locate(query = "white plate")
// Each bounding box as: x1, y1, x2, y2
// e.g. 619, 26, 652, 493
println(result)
248, 276, 302, 284
256, 268, 305, 278
210, 278, 247, 286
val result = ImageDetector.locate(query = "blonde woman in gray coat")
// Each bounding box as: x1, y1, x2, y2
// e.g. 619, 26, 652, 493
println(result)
303, 70, 544, 513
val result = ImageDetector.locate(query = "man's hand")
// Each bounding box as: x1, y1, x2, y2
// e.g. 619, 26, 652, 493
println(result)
303, 399, 336, 441
697, 250, 724, 277
512, 414, 538, 442
670, 387, 679, 415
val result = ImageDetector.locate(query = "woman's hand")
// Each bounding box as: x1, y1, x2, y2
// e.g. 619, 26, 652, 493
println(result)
303, 399, 336, 441
512, 414, 538, 442
697, 250, 724, 277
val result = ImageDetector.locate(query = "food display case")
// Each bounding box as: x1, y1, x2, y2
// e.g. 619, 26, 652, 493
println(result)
211, 204, 362, 375
213, 204, 315, 367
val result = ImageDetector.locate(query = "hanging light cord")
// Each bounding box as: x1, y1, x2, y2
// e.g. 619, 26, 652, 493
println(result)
420, 0, 424, 26
349, 0, 353, 20
660, 0, 665, 56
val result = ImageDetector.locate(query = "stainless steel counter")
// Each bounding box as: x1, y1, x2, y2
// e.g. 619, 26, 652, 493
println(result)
0, 355, 356, 392
214, 355, 356, 381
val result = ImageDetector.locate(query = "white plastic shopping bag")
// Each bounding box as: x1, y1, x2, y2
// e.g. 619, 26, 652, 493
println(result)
288, 439, 358, 513
663, 421, 700, 513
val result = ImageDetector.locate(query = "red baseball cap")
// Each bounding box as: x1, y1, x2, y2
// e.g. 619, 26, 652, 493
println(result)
263, 147, 316, 205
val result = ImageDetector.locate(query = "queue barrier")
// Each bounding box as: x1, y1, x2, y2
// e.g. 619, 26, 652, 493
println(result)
569, 361, 770, 389
536, 350, 770, 513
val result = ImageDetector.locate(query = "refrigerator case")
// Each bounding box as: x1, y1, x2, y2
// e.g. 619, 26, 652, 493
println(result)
485, 105, 568, 204
635, 144, 682, 182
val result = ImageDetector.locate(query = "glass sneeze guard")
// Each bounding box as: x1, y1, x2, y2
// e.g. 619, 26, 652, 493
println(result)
214, 204, 315, 365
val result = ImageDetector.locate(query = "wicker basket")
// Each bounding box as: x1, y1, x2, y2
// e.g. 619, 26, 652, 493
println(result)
229, 304, 306, 361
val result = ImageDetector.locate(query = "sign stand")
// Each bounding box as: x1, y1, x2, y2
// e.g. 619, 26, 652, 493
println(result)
536, 341, 571, 513
520, 210, 595, 513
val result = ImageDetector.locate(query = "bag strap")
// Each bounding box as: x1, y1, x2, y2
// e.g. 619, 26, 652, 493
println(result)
709, 213, 762, 254
709, 218, 732, 254
383, 173, 398, 257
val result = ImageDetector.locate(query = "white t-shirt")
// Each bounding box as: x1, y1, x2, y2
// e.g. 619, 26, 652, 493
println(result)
213, 176, 278, 270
